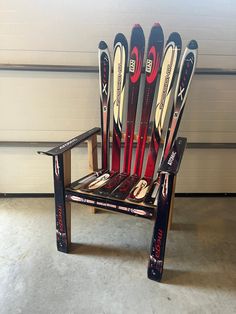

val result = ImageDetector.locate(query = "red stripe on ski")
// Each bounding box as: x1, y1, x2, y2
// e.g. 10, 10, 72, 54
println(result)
133, 23, 164, 177
123, 24, 145, 175
111, 23, 164, 200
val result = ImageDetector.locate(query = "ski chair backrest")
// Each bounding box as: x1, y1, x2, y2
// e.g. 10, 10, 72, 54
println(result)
96, 24, 198, 203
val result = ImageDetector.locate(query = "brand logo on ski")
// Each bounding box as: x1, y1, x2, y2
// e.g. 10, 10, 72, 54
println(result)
102, 83, 108, 95
130, 46, 142, 83
59, 138, 77, 150
157, 64, 171, 109
155, 229, 163, 259
145, 59, 153, 73
115, 63, 122, 107
178, 86, 185, 100
167, 151, 176, 166
57, 205, 64, 234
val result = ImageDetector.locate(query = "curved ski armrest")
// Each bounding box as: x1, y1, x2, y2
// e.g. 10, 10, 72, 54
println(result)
38, 127, 100, 156
159, 137, 187, 175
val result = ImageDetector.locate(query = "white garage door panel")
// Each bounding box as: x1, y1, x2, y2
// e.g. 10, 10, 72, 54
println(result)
0, 146, 101, 193
0, 146, 235, 194
177, 149, 236, 193
0, 0, 236, 68
1, 73, 235, 143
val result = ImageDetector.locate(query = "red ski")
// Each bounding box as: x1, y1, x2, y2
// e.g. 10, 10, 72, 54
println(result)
128, 32, 182, 202
111, 23, 164, 200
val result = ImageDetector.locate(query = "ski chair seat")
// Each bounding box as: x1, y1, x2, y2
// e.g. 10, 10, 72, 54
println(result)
39, 23, 197, 282
39, 128, 186, 282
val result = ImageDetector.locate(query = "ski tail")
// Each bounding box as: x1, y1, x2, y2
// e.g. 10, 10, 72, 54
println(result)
133, 23, 164, 177
95, 172, 128, 197
128, 33, 182, 203
161, 39, 198, 162
111, 174, 140, 200
122, 24, 145, 175
111, 33, 128, 172
144, 32, 182, 179
99, 41, 111, 170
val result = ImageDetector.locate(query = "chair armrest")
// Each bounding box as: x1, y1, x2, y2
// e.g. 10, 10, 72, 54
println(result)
158, 137, 187, 175
38, 127, 100, 156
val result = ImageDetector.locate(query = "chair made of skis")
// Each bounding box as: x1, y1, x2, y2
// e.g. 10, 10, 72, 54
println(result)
39, 24, 198, 282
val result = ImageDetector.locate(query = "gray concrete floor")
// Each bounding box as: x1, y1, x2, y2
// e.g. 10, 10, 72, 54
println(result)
0, 197, 235, 314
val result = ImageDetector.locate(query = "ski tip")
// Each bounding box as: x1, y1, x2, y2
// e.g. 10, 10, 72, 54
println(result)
99, 41, 108, 50
188, 40, 198, 50
149, 22, 164, 41
114, 33, 128, 46
167, 32, 182, 48
153, 22, 161, 27
133, 23, 142, 29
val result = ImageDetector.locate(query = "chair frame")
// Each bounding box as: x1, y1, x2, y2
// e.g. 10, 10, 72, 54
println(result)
39, 127, 186, 281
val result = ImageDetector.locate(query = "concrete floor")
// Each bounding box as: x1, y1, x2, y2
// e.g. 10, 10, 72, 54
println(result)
0, 197, 235, 314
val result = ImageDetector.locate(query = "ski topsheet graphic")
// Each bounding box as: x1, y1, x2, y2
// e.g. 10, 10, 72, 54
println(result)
79, 34, 129, 192
128, 32, 182, 202
146, 39, 198, 205
111, 33, 129, 172
95, 24, 145, 196
71, 42, 111, 192
148, 40, 198, 282
111, 23, 164, 200
99, 41, 111, 170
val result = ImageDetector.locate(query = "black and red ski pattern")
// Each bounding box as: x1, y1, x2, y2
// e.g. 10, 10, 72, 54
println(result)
145, 40, 198, 205
148, 40, 198, 282
111, 23, 164, 200
128, 32, 182, 202
96, 24, 145, 197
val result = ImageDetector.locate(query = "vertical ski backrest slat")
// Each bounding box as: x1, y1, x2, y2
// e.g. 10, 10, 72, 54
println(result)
161, 40, 198, 163
122, 24, 145, 175
133, 23, 164, 177
144, 32, 182, 179
111, 33, 128, 172
144, 40, 198, 205
98, 41, 111, 170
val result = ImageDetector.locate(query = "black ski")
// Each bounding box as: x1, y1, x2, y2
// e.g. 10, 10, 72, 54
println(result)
147, 40, 198, 282
80, 33, 129, 192
99, 41, 111, 170
145, 39, 199, 205
95, 24, 145, 196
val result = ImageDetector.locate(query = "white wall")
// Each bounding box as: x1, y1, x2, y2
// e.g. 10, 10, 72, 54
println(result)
0, 0, 236, 193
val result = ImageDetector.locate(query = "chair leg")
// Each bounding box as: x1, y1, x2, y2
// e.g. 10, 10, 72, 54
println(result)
87, 134, 98, 213
53, 151, 71, 253
168, 175, 177, 231
148, 173, 175, 282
